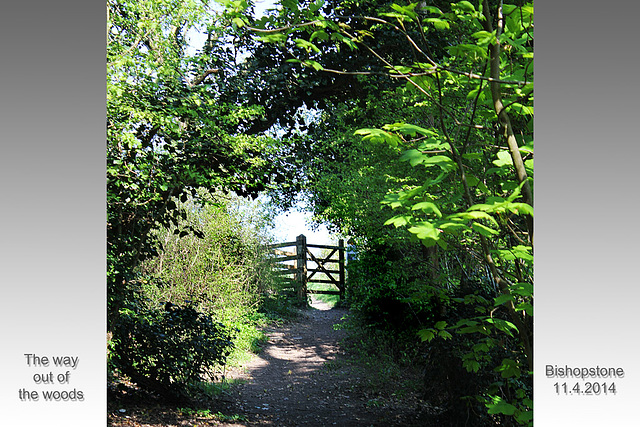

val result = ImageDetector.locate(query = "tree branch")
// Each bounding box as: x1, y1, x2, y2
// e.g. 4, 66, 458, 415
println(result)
189, 68, 220, 86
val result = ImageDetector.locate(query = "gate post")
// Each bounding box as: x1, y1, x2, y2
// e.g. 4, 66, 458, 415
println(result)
338, 238, 345, 300
295, 234, 308, 306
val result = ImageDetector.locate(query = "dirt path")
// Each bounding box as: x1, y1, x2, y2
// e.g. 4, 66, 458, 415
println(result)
218, 300, 420, 426
109, 300, 424, 426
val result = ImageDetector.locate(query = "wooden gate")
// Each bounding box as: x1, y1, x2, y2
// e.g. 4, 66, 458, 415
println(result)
267, 234, 345, 305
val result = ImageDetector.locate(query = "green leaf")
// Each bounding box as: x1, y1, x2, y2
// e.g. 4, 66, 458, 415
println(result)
417, 329, 435, 342
302, 59, 323, 71
417, 137, 448, 151
309, 0, 324, 13
510, 282, 533, 297
494, 294, 514, 306
463, 359, 481, 372
438, 330, 452, 339
506, 179, 526, 202
380, 12, 407, 20
232, 17, 245, 28
423, 17, 450, 30
449, 210, 499, 226
466, 175, 479, 187
507, 102, 534, 116
411, 201, 442, 217
281, 0, 299, 11
399, 149, 426, 166
355, 128, 401, 146
330, 33, 357, 50
495, 358, 522, 379
438, 221, 468, 234
310, 30, 329, 42
487, 399, 518, 415
454, 1, 475, 12
421, 155, 457, 171
434, 321, 447, 329
384, 214, 412, 227
486, 318, 519, 336
446, 44, 487, 61
381, 193, 404, 209
472, 30, 497, 46
515, 409, 533, 424
390, 3, 418, 20
525, 158, 533, 175
471, 221, 499, 237
387, 65, 414, 74
472, 342, 490, 353
469, 194, 532, 217
408, 221, 440, 240
492, 245, 533, 262
515, 302, 533, 316
436, 238, 448, 250
294, 38, 321, 54
493, 150, 513, 167
383, 123, 437, 137
258, 33, 288, 44
420, 6, 442, 15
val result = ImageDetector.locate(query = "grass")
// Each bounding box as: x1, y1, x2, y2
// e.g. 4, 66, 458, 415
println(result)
226, 288, 301, 366
178, 407, 248, 422
307, 282, 341, 308
226, 320, 269, 366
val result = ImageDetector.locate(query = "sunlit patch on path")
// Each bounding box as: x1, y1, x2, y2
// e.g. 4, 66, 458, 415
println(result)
222, 306, 420, 426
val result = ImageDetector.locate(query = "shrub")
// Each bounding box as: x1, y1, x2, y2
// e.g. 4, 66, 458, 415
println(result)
140, 192, 277, 326
345, 242, 443, 333
110, 302, 233, 401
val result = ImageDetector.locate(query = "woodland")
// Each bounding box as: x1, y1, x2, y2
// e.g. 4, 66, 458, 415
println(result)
107, 0, 533, 425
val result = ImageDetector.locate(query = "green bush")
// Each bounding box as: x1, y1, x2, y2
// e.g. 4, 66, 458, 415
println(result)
111, 302, 233, 400
345, 242, 444, 333
130, 191, 290, 369
140, 192, 276, 326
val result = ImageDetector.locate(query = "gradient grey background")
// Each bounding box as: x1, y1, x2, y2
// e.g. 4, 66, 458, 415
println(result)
1, 0, 639, 425
0, 1, 106, 425
536, 0, 640, 425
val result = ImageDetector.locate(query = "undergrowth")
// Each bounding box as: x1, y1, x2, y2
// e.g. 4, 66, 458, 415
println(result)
108, 191, 298, 402
332, 313, 425, 399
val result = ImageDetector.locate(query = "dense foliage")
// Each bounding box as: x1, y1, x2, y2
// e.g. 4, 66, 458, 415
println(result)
107, 0, 289, 329
140, 193, 290, 358
108, 0, 533, 423
222, 0, 534, 424
107, 0, 290, 399
110, 302, 233, 400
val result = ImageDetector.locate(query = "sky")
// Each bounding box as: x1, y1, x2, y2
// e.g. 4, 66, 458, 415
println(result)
271, 203, 334, 245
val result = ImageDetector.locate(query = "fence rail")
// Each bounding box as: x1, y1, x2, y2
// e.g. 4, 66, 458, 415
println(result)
267, 234, 345, 304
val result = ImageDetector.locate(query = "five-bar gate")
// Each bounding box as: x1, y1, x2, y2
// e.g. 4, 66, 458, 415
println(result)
268, 234, 345, 305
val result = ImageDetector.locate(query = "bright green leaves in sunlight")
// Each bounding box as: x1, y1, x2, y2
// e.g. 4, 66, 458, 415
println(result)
412, 201, 443, 217
399, 150, 456, 171
294, 38, 321, 54
384, 123, 438, 138
354, 128, 402, 146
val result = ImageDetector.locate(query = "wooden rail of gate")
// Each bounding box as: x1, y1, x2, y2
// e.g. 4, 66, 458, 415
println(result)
267, 234, 345, 305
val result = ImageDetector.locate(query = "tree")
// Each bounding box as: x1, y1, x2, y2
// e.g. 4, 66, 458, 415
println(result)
107, 0, 290, 326
222, 0, 533, 423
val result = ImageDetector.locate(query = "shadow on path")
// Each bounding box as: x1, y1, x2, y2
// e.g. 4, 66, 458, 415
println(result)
221, 300, 421, 426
